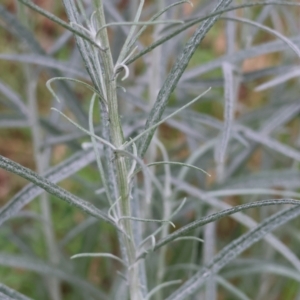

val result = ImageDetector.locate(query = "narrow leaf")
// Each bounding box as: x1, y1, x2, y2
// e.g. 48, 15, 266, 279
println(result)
215, 62, 238, 182
138, 0, 234, 157
0, 80, 28, 116
0, 155, 113, 226
0, 54, 89, 79
0, 283, 32, 300
147, 199, 300, 256
16, 0, 103, 49
0, 253, 108, 300
166, 205, 300, 299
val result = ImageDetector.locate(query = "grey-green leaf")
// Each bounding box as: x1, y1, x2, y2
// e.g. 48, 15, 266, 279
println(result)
0, 155, 113, 226
0, 283, 33, 300
138, 0, 234, 157
165, 204, 300, 299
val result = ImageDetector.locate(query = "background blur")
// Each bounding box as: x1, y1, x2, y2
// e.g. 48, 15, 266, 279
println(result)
1, 0, 300, 299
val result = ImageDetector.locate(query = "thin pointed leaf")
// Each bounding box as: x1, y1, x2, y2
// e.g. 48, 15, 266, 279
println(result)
0, 149, 96, 226
116, 0, 145, 65
0, 253, 108, 300
222, 16, 300, 58
0, 291, 13, 300
144, 161, 211, 177
183, 35, 300, 81
128, 1, 300, 67
147, 199, 300, 255
165, 205, 300, 299
216, 276, 250, 300
62, 0, 104, 95
206, 188, 300, 199
0, 114, 28, 128
138, 0, 233, 157
0, 54, 89, 80
16, 0, 103, 49
126, 88, 211, 149
0, 80, 28, 116
255, 68, 300, 91
145, 280, 182, 300
171, 179, 300, 271
0, 155, 114, 226
127, 0, 191, 51
0, 283, 33, 300
215, 62, 238, 181
217, 169, 300, 190
0, 4, 87, 124
223, 261, 300, 283
59, 217, 97, 247
0, 4, 42, 53
51, 108, 116, 150
239, 126, 300, 161
71, 253, 127, 267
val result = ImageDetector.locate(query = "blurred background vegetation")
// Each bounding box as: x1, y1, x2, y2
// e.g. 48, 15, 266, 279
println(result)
0, 0, 300, 299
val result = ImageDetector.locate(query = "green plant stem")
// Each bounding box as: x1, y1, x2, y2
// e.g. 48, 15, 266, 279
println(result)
95, 2, 142, 299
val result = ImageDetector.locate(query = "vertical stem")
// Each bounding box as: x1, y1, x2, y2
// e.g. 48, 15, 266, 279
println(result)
95, 2, 142, 299
17, 3, 61, 299
148, 2, 171, 300
26, 68, 61, 300
145, 0, 165, 218
147, 0, 164, 163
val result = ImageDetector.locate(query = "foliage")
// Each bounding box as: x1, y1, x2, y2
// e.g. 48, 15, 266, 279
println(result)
0, 0, 300, 299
